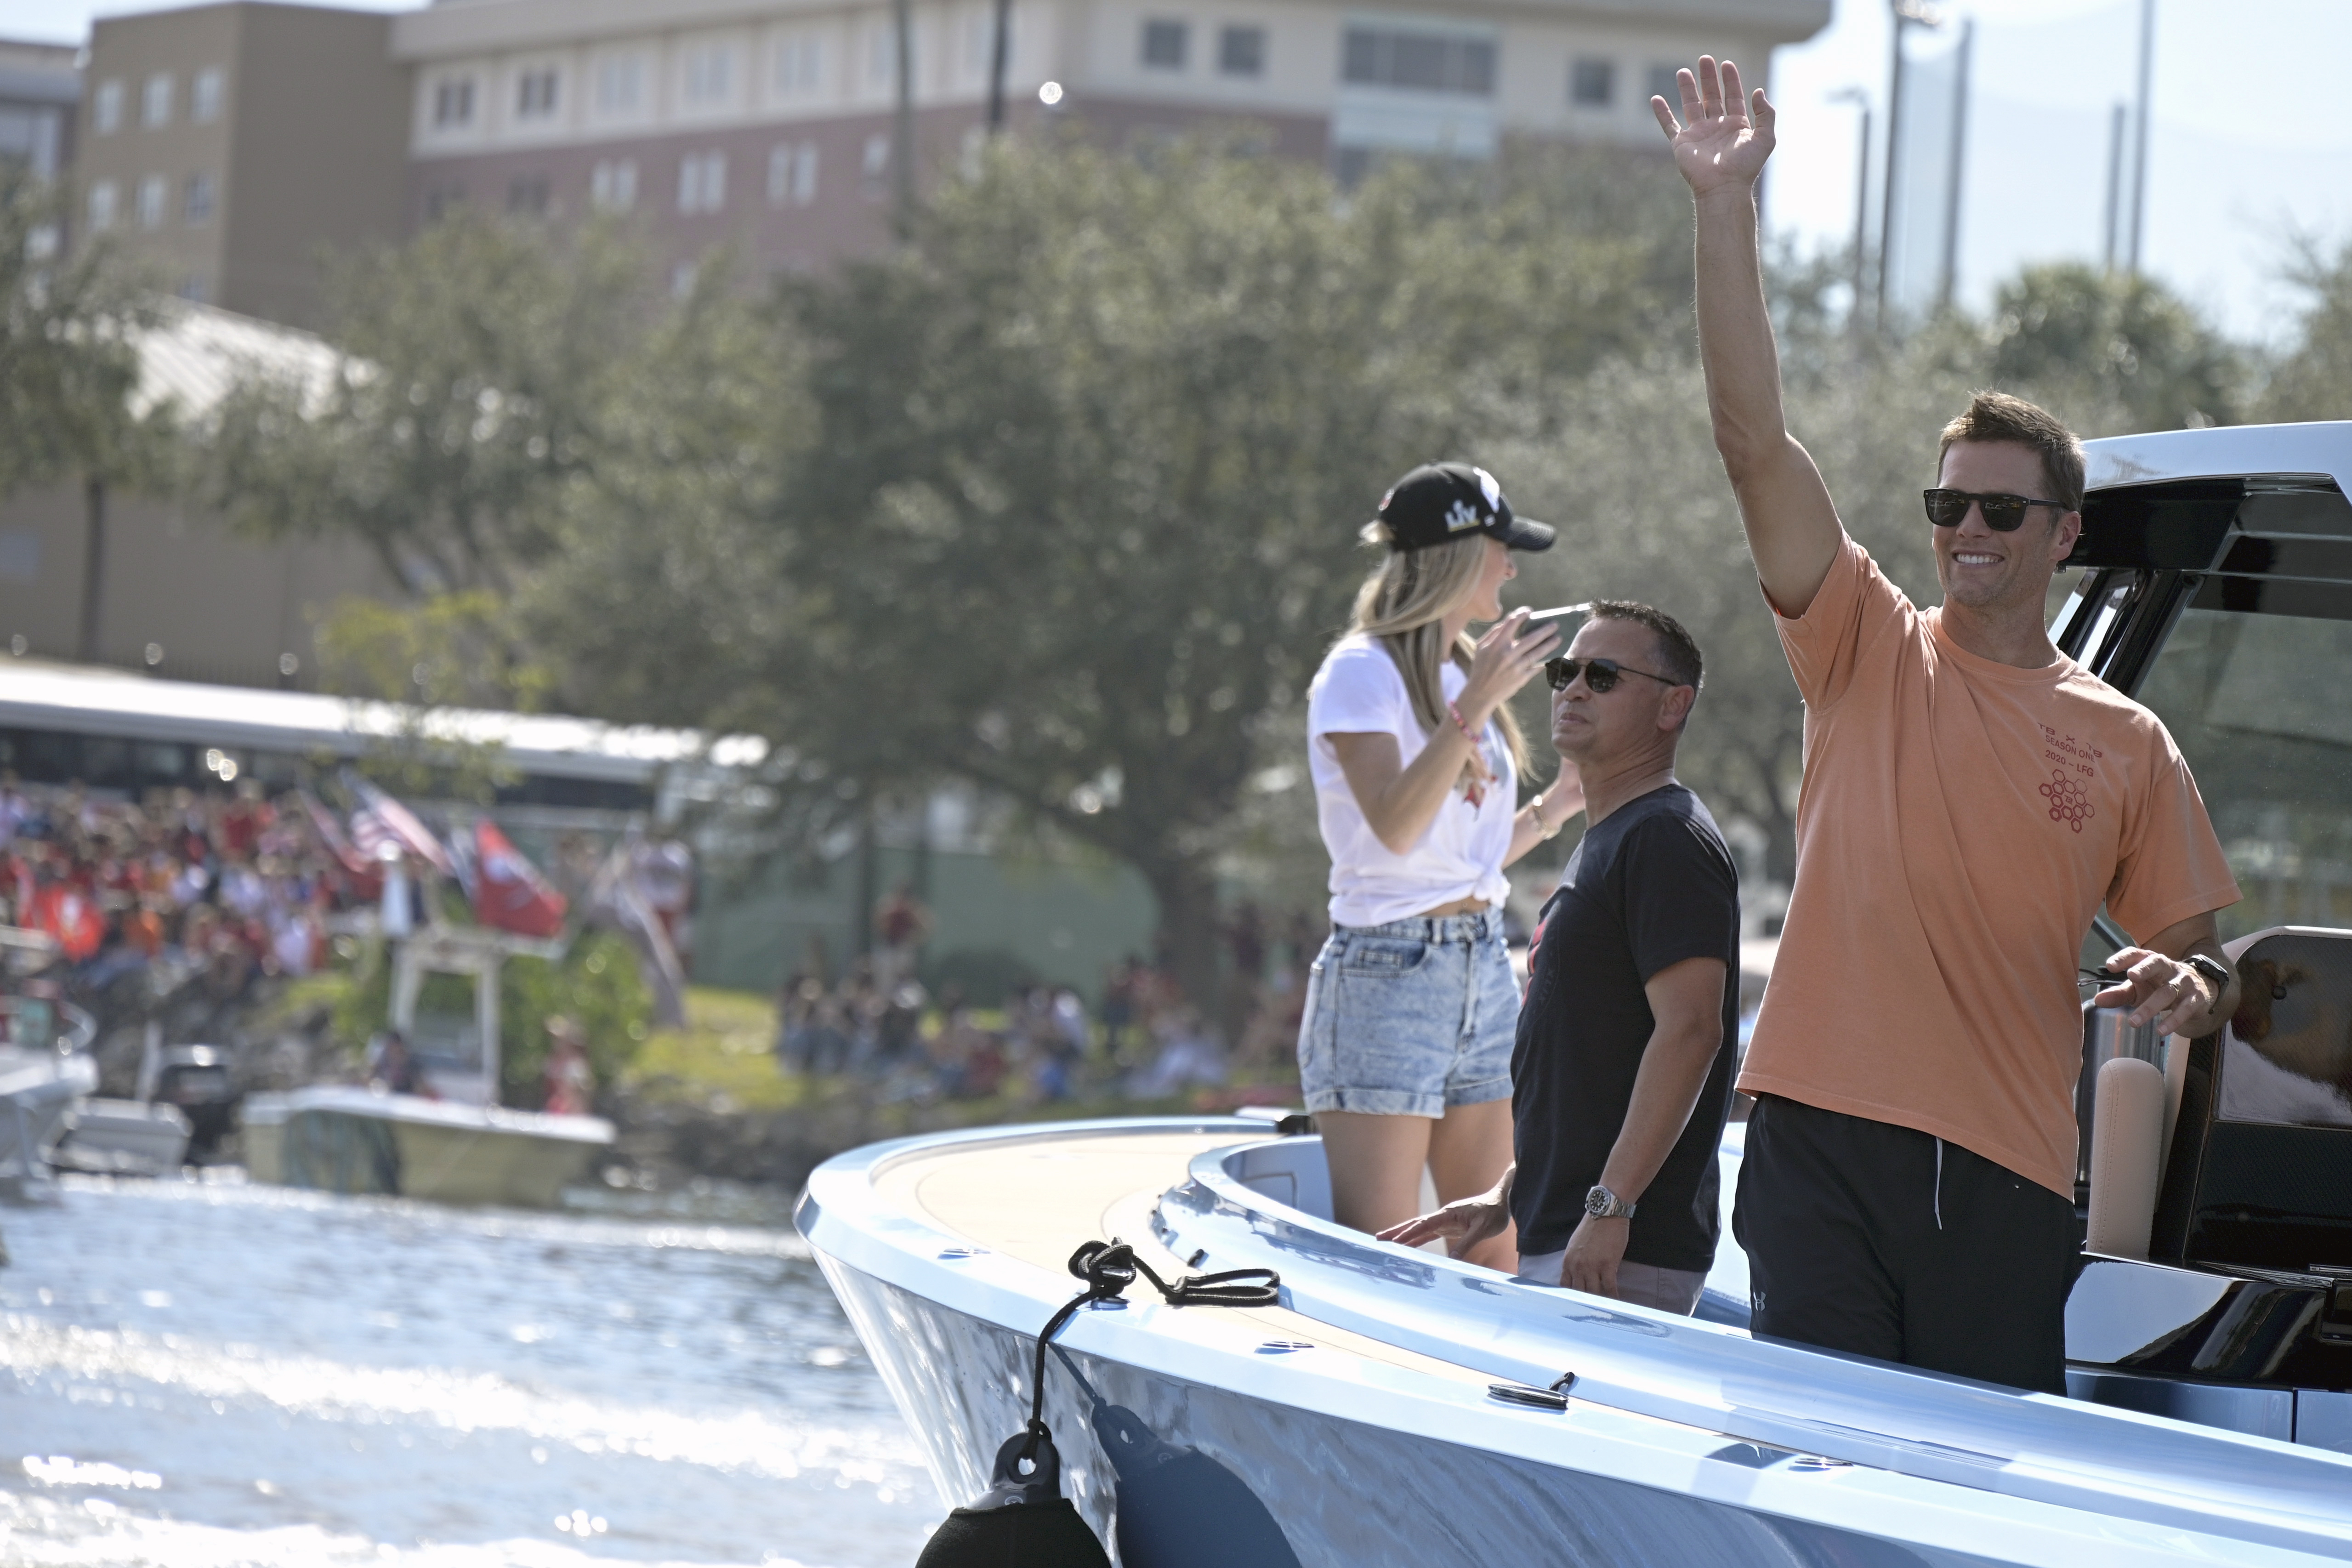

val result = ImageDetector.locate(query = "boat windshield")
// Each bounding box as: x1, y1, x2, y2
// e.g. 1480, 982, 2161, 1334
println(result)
2136, 605, 2352, 942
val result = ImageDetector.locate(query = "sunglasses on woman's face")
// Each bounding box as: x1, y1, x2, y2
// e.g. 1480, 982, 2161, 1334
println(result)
1545, 656, 1681, 694
1921, 488, 2071, 532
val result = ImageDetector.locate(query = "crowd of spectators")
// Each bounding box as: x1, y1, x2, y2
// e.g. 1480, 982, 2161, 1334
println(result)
0, 776, 363, 999
769, 895, 1328, 1106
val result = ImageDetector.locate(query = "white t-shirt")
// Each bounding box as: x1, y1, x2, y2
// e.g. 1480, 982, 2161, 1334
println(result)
1307, 633, 1517, 927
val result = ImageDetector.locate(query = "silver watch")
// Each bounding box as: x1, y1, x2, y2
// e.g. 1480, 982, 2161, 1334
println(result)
1584, 1183, 1635, 1220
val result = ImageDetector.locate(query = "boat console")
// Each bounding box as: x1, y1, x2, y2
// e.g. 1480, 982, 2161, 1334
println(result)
2064, 925, 2352, 1449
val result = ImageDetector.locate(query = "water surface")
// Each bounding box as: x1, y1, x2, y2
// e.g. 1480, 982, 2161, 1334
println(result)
0, 1174, 937, 1567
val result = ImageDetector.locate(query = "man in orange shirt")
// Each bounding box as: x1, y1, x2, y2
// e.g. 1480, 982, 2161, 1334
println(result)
1656, 59, 2242, 1392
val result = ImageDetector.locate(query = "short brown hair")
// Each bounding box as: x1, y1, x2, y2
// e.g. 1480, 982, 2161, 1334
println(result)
1589, 600, 1703, 692
1937, 391, 2085, 511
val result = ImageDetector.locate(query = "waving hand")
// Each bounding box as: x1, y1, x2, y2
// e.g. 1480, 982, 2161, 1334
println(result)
1651, 56, 1776, 199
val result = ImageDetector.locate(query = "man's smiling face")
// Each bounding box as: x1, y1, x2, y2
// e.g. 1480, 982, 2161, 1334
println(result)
1932, 439, 2080, 615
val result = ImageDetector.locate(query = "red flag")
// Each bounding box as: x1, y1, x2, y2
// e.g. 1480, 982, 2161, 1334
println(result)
470, 819, 567, 939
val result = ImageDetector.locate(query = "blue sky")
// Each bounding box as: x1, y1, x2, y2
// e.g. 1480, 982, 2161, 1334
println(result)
10, 0, 2349, 344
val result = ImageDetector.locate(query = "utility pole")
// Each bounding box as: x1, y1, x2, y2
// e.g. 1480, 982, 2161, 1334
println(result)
77, 474, 105, 665
987, 0, 1012, 132
892, 0, 916, 221
1877, 0, 1943, 330
2101, 102, 2127, 273
1935, 17, 1973, 314
1829, 87, 1872, 336
2127, 0, 2157, 274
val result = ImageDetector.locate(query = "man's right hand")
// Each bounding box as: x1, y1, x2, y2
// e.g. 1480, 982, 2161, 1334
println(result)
1652, 56, 1776, 199
1378, 1189, 1509, 1256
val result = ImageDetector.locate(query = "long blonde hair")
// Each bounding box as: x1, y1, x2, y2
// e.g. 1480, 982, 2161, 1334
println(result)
1347, 529, 1531, 782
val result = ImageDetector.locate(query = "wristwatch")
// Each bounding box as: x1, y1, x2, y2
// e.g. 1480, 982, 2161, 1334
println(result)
2184, 953, 2233, 1003
1584, 1183, 1636, 1220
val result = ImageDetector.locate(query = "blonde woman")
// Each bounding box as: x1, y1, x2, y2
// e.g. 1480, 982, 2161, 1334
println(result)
1299, 462, 1579, 1271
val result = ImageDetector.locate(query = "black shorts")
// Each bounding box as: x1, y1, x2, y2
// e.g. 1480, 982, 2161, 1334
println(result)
1733, 1094, 2078, 1393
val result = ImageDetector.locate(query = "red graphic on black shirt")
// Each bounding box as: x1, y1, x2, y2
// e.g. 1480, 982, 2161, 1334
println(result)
2039, 769, 2095, 833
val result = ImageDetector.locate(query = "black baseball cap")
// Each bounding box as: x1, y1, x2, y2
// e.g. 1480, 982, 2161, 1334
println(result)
1372, 462, 1555, 553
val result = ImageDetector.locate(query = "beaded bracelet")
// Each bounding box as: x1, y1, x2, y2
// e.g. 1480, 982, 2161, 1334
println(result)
1446, 700, 1498, 808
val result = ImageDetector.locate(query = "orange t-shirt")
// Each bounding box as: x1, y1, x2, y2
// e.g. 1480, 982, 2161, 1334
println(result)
1738, 537, 2240, 1196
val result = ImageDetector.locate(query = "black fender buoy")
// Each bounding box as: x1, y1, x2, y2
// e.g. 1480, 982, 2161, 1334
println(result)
915, 1427, 1110, 1568
1091, 1403, 1302, 1568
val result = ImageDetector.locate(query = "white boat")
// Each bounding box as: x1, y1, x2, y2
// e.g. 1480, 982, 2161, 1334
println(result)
240, 927, 611, 1209
799, 423, 2352, 1564
0, 982, 99, 1204
241, 1084, 612, 1209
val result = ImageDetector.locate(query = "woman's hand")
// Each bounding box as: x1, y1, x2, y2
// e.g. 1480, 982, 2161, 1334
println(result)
1378, 1185, 1510, 1257
1456, 611, 1560, 727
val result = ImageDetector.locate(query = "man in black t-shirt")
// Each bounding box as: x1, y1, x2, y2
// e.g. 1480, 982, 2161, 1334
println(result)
1380, 602, 1740, 1313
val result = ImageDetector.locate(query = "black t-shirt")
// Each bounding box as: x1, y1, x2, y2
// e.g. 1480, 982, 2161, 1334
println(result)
1510, 782, 1741, 1271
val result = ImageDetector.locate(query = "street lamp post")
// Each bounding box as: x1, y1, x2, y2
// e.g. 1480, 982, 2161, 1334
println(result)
1877, 0, 1943, 330
1829, 87, 1872, 336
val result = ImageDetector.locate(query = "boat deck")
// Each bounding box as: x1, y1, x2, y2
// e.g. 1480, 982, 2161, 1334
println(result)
873, 1127, 1505, 1394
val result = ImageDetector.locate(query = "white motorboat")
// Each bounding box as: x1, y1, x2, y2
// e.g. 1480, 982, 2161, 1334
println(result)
241, 1084, 612, 1209
800, 423, 2352, 1565
0, 982, 99, 1204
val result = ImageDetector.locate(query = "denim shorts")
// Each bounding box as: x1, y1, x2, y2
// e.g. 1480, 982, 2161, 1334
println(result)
1295, 909, 1518, 1118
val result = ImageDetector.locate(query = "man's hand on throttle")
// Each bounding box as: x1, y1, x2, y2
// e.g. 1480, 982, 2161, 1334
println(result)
2094, 945, 2228, 1038
1651, 55, 1776, 199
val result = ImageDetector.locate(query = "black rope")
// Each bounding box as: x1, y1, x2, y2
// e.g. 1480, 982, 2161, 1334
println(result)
1021, 1240, 1279, 1456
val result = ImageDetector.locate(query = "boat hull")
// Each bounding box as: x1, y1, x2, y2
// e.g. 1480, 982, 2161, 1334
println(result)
800, 1118, 2352, 1568
820, 1253, 2026, 1568
242, 1087, 610, 1209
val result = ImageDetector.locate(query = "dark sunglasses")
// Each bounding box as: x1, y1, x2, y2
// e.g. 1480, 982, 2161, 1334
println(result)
1545, 655, 1682, 694
1922, 488, 2071, 532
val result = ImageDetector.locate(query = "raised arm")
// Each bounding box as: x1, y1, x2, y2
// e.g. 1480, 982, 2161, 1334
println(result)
1653, 57, 1843, 618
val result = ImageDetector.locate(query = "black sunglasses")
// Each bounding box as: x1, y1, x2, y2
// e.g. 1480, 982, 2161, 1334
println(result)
1545, 656, 1681, 694
1922, 488, 2072, 532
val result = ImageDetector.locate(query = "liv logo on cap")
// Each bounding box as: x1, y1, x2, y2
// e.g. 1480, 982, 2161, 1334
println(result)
1372, 461, 1557, 554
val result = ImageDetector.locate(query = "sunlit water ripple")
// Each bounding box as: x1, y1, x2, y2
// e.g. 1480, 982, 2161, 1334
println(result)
0, 1173, 937, 1567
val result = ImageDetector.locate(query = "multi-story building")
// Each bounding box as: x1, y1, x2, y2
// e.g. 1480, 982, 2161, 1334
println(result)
0, 38, 78, 185
73, 2, 410, 327
394, 0, 1829, 278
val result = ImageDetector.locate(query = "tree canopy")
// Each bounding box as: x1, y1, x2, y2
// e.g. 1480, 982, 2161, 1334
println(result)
182, 133, 2346, 1006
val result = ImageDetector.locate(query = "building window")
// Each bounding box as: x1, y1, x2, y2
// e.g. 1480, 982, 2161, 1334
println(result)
1218, 26, 1265, 77
591, 159, 637, 211
1141, 20, 1188, 70
516, 68, 559, 119
94, 79, 124, 134
1647, 65, 1681, 106
142, 72, 174, 127
867, 22, 898, 85
861, 132, 890, 199
508, 175, 549, 214
184, 171, 215, 225
86, 179, 118, 230
192, 68, 224, 124
775, 33, 824, 94
678, 149, 727, 213
683, 41, 735, 105
425, 182, 466, 221
768, 141, 819, 205
1569, 57, 1614, 107
434, 76, 476, 128
597, 54, 643, 114
177, 274, 206, 303
136, 174, 167, 228
1341, 27, 1496, 96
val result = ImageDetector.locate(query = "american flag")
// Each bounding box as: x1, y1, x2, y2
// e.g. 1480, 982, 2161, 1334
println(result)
342, 772, 453, 873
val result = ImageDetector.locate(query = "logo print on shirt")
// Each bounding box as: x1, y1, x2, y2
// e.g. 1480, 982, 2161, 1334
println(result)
2040, 770, 2095, 833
